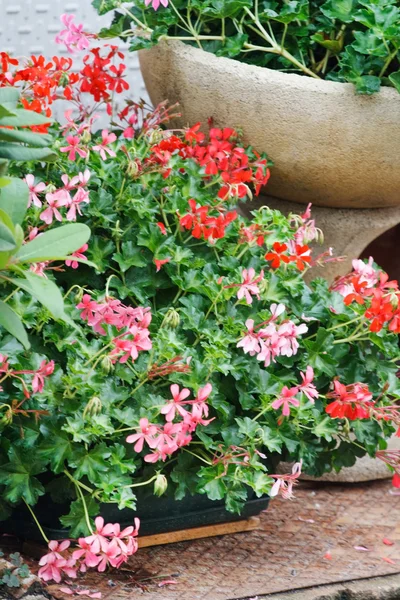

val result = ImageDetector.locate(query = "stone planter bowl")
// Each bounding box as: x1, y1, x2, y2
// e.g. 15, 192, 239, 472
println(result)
139, 40, 400, 209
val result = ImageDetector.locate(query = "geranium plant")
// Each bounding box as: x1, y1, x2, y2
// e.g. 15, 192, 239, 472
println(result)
95, 0, 400, 95
1, 28, 400, 584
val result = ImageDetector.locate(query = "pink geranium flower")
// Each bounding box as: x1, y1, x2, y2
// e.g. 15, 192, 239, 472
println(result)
60, 135, 88, 161
299, 366, 319, 402
237, 268, 264, 304
32, 359, 54, 393
24, 174, 46, 208
271, 386, 300, 417
40, 190, 68, 224
55, 13, 91, 54
145, 0, 169, 9
270, 461, 302, 499
126, 418, 158, 452
237, 319, 261, 356
38, 540, 77, 583
65, 244, 88, 269
93, 130, 117, 160
161, 384, 191, 421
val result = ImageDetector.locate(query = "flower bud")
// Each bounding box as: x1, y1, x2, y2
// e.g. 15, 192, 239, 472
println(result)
154, 473, 168, 497
74, 288, 84, 303
126, 159, 139, 178
163, 308, 180, 329
101, 355, 114, 374
81, 129, 92, 144
83, 396, 102, 418
147, 128, 163, 145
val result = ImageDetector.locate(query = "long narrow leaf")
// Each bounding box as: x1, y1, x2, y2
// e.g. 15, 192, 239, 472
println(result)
15, 224, 90, 263
9, 273, 66, 320
0, 143, 57, 162
0, 129, 52, 148
0, 300, 30, 349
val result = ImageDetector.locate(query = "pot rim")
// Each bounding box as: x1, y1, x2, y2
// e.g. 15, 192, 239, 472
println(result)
143, 39, 398, 101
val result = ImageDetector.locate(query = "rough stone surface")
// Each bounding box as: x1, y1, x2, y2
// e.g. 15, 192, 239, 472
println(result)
139, 41, 400, 209
254, 573, 400, 599
45, 480, 400, 600
243, 195, 400, 282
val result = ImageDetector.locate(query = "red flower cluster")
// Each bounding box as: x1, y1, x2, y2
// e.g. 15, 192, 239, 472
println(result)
76, 296, 152, 364
80, 46, 129, 102
376, 450, 400, 489
179, 199, 237, 243
265, 241, 312, 271
332, 262, 400, 333
325, 380, 373, 420
126, 384, 213, 463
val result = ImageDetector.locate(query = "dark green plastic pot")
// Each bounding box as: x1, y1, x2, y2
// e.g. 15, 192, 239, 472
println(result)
1, 489, 269, 542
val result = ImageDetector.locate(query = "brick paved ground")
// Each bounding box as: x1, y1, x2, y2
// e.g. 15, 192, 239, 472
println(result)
43, 480, 400, 600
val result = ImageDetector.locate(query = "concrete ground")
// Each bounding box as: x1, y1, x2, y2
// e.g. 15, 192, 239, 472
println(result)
2, 480, 400, 600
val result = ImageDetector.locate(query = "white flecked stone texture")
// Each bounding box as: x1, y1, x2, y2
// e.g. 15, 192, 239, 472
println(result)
139, 40, 400, 208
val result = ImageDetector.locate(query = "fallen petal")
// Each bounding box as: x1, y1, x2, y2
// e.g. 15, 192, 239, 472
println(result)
383, 538, 395, 546
382, 557, 396, 565
354, 546, 372, 552
298, 517, 315, 523
59, 588, 74, 595
323, 552, 332, 560
158, 580, 178, 587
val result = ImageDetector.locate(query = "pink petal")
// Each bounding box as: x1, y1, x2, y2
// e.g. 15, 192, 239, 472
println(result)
158, 580, 178, 587
383, 538, 394, 546
354, 545, 371, 552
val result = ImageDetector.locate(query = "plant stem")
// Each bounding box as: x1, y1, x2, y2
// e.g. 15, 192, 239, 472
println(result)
64, 469, 94, 494
23, 499, 49, 544
124, 475, 158, 489
122, 6, 152, 33
379, 47, 399, 78
183, 448, 212, 465
75, 484, 93, 534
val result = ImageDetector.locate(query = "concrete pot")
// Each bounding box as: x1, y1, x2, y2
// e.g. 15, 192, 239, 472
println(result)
139, 40, 400, 209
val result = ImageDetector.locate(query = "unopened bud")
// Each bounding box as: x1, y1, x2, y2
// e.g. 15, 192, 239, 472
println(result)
126, 159, 139, 177
147, 128, 163, 145
83, 396, 102, 418
101, 355, 114, 374
81, 129, 92, 144
74, 288, 84, 303
154, 473, 168, 497
163, 308, 180, 329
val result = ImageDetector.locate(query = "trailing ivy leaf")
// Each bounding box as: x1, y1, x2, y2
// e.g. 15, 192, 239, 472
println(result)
0, 447, 46, 505
70, 444, 111, 482
60, 497, 99, 537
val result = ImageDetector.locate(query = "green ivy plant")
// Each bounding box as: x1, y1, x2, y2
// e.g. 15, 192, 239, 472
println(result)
95, 0, 400, 94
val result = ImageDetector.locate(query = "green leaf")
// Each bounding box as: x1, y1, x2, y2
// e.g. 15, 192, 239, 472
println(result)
0, 177, 29, 225
312, 416, 337, 441
303, 328, 337, 377
0, 447, 46, 505
0, 129, 52, 147
9, 272, 66, 320
0, 87, 19, 106
320, 0, 357, 22
60, 497, 99, 538
0, 301, 30, 349
0, 108, 52, 127
389, 70, 400, 92
15, 224, 90, 263
0, 142, 57, 162
92, 0, 121, 15
70, 444, 111, 481
311, 32, 343, 54
113, 241, 147, 272
0, 218, 16, 251
37, 429, 74, 474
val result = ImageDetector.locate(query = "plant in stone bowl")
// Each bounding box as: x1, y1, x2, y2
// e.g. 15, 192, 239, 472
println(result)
1, 42, 400, 584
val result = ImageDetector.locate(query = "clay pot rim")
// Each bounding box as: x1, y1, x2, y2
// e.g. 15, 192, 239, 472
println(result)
151, 39, 398, 101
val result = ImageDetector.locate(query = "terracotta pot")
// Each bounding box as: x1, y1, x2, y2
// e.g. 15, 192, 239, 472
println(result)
139, 40, 400, 209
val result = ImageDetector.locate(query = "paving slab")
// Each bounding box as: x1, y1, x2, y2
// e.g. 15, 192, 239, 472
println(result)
37, 480, 400, 599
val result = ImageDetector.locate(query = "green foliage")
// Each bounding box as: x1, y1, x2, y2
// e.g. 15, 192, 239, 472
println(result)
99, 0, 400, 94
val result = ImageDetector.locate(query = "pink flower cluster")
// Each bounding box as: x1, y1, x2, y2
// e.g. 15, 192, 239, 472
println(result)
127, 384, 213, 463
55, 14, 91, 54
271, 366, 318, 417
60, 128, 116, 163
270, 461, 302, 499
24, 171, 90, 223
0, 354, 54, 396
293, 203, 322, 246
77, 296, 152, 364
237, 303, 308, 367
39, 517, 139, 583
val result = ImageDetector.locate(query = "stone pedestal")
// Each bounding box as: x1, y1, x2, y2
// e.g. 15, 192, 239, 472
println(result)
244, 195, 400, 282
